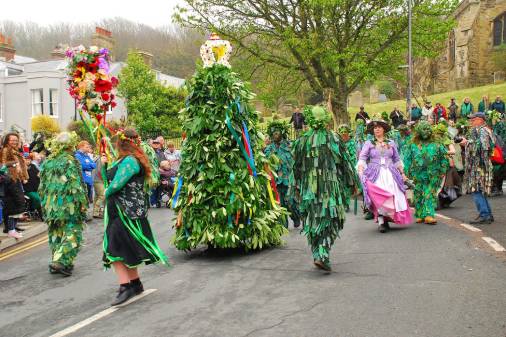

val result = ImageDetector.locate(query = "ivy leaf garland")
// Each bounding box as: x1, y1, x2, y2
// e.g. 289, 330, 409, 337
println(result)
173, 64, 287, 250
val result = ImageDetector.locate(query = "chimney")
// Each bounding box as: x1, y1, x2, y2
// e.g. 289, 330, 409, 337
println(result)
51, 43, 68, 60
137, 50, 154, 68
0, 33, 16, 62
92, 27, 115, 60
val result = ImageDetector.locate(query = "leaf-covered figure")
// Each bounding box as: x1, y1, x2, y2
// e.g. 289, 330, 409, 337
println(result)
173, 38, 287, 250
403, 121, 449, 223
264, 120, 301, 228
39, 132, 88, 275
291, 107, 359, 271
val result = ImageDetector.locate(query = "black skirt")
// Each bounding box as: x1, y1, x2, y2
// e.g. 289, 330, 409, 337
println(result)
102, 201, 163, 268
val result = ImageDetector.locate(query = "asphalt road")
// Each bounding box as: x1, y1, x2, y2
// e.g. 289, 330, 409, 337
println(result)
1, 209, 505, 337
439, 193, 506, 248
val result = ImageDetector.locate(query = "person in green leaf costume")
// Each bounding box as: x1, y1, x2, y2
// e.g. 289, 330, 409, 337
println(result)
172, 36, 287, 251
403, 121, 449, 224
337, 124, 358, 211
291, 106, 359, 271
39, 132, 88, 276
264, 120, 301, 228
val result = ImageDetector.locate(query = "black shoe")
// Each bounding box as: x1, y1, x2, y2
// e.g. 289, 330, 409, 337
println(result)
49, 262, 72, 276
470, 217, 492, 225
384, 221, 390, 229
130, 280, 144, 295
490, 216, 495, 223
378, 224, 388, 233
15, 227, 25, 232
111, 285, 136, 306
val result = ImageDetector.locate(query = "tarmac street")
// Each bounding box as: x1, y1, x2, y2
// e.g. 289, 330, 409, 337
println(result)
1, 208, 505, 337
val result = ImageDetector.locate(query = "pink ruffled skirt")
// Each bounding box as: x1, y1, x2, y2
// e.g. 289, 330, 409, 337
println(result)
366, 168, 413, 225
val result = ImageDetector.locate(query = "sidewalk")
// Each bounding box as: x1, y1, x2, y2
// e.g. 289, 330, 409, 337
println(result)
438, 193, 506, 248
0, 220, 46, 251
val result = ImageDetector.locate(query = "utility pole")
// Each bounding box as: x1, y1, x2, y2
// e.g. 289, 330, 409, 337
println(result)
407, 0, 413, 120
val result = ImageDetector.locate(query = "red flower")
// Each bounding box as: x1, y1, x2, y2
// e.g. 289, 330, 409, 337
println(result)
111, 77, 119, 87
111, 101, 117, 108
94, 79, 112, 92
96, 114, 103, 122
101, 93, 110, 101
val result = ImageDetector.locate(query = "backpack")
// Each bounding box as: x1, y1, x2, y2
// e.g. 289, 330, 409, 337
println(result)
491, 133, 506, 165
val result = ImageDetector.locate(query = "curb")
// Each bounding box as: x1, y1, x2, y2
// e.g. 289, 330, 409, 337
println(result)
0, 222, 47, 252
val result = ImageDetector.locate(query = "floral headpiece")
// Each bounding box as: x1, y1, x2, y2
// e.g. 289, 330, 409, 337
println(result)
116, 130, 141, 146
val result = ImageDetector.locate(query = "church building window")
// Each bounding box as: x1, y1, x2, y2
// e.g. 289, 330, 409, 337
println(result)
493, 13, 506, 46
449, 30, 456, 67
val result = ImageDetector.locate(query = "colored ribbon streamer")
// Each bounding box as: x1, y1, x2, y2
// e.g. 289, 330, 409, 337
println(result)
226, 112, 257, 176
228, 173, 236, 228
171, 176, 184, 208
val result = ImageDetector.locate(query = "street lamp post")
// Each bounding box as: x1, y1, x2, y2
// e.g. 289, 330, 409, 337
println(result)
407, 0, 413, 120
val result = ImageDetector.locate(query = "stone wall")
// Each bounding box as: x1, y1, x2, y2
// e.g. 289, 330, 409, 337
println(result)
415, 0, 506, 94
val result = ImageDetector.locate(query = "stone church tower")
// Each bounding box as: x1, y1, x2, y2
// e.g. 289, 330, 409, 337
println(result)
415, 0, 506, 94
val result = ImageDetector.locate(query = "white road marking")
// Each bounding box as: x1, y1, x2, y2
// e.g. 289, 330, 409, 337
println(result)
435, 213, 451, 220
459, 223, 482, 233
482, 237, 506, 252
48, 289, 157, 337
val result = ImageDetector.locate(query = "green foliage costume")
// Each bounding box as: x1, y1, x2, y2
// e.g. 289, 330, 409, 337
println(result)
403, 122, 449, 221
39, 132, 88, 273
291, 107, 358, 270
173, 41, 287, 250
264, 121, 301, 227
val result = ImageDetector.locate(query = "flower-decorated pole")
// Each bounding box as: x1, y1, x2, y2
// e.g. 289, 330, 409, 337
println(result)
65, 45, 119, 158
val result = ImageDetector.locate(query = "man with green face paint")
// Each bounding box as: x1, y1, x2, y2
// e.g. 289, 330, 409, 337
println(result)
403, 121, 449, 224
264, 120, 301, 228
291, 106, 359, 271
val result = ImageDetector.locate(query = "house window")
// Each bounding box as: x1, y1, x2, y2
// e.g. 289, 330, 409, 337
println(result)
31, 89, 44, 115
449, 30, 456, 67
493, 12, 506, 46
49, 89, 58, 116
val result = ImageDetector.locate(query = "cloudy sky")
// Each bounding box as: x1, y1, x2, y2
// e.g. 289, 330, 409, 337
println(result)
0, 0, 185, 27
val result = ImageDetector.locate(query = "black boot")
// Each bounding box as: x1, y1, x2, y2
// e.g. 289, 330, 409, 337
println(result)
111, 284, 136, 306
130, 278, 144, 295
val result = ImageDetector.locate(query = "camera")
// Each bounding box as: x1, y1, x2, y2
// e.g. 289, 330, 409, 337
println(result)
454, 136, 464, 144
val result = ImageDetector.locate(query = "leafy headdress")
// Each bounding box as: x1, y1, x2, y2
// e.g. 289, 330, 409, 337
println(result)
304, 106, 331, 129
487, 110, 502, 126
45, 132, 79, 158
267, 120, 290, 139
412, 121, 433, 144
337, 124, 352, 136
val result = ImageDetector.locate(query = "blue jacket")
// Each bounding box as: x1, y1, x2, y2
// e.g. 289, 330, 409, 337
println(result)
75, 150, 96, 185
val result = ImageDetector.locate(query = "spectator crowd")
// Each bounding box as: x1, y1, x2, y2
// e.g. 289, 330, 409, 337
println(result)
0, 132, 181, 241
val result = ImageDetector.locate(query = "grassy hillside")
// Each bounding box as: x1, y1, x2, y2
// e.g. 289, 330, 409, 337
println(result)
349, 82, 506, 119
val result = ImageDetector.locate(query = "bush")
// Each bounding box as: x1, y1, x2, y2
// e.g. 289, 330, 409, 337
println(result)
376, 80, 397, 100
31, 115, 60, 136
67, 120, 95, 144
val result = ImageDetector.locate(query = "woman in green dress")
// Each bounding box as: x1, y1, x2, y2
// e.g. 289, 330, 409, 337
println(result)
102, 129, 167, 306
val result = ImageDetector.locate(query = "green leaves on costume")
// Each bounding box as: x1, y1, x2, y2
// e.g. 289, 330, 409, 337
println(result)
291, 128, 359, 263
173, 64, 287, 250
39, 152, 88, 226
267, 120, 290, 139
141, 141, 160, 188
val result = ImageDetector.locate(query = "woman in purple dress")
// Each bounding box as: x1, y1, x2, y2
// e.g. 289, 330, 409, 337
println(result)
357, 120, 413, 233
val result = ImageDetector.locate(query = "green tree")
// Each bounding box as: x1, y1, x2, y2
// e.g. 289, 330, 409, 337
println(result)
175, 0, 457, 124
118, 51, 187, 138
